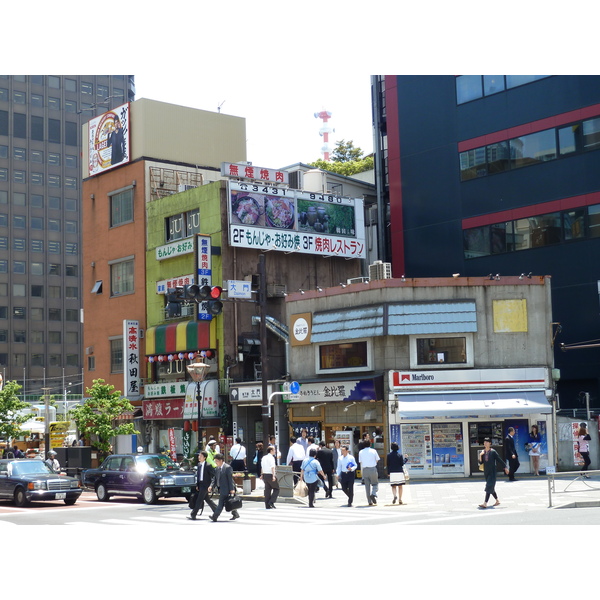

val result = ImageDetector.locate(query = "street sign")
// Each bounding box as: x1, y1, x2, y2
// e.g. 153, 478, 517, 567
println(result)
227, 279, 252, 299
290, 381, 300, 394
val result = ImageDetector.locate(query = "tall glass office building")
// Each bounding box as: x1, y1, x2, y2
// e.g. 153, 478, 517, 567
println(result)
0, 75, 135, 400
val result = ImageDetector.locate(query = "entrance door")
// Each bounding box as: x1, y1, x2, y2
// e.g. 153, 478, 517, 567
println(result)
468, 422, 503, 475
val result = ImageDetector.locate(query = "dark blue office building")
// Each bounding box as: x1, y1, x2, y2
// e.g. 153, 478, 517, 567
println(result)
372, 75, 600, 410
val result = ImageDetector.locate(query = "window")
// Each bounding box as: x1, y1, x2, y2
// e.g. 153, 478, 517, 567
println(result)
48, 152, 60, 165
66, 354, 79, 367
65, 176, 77, 189
65, 154, 77, 168
0, 168, 6, 182
13, 91, 26, 104
0, 307, 7, 318
49, 308, 61, 321
49, 263, 61, 275
13, 238, 26, 251
459, 147, 487, 181
66, 264, 78, 277
505, 75, 549, 88
0, 191, 6, 204
30, 75, 44, 85
583, 118, 600, 151
65, 198, 77, 211
81, 81, 93, 95
31, 240, 44, 252
65, 78, 76, 92
13, 261, 26, 274
0, 237, 7, 250
65, 220, 77, 233
13, 113, 26, 138
13, 192, 26, 206
48, 76, 60, 89
411, 334, 474, 369
88, 355, 96, 371
31, 285, 44, 297
13, 170, 26, 183
559, 124, 582, 155
31, 172, 44, 186
31, 150, 43, 163
91, 280, 103, 294
31, 354, 45, 367
31, 194, 43, 207
0, 214, 5, 227
456, 75, 483, 104
49, 354, 61, 366
0, 261, 6, 273
13, 354, 26, 368
13, 147, 26, 160
13, 284, 25, 297
110, 258, 134, 296
31, 93, 43, 107
316, 340, 371, 374
31, 308, 43, 321
0, 145, 6, 158
48, 219, 61, 231
65, 122, 77, 146
48, 97, 60, 110
31, 115, 43, 141
110, 188, 134, 226
0, 88, 7, 102
13, 307, 26, 319
166, 209, 200, 242
65, 243, 77, 255
563, 209, 585, 241
65, 309, 79, 322
0, 330, 6, 342
65, 100, 77, 113
66, 331, 78, 344
31, 262, 44, 275
31, 331, 44, 344
48, 286, 61, 299
66, 286, 78, 299
48, 174, 61, 187
49, 331, 61, 344
483, 75, 505, 96
110, 338, 124, 373
13, 330, 26, 343
510, 129, 557, 169
48, 241, 61, 254
0, 283, 6, 296
13, 215, 26, 228
97, 84, 109, 99
48, 118, 61, 143
0, 110, 7, 135
49, 196, 61, 210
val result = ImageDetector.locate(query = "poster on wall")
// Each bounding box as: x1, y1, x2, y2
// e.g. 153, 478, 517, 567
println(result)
432, 423, 464, 474
400, 424, 432, 474
87, 103, 130, 176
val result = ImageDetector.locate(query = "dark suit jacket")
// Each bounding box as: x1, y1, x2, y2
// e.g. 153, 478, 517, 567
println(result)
211, 463, 235, 496
196, 461, 214, 488
504, 434, 517, 459
316, 448, 335, 473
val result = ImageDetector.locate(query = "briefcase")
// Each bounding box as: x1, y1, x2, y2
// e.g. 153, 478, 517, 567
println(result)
225, 494, 243, 512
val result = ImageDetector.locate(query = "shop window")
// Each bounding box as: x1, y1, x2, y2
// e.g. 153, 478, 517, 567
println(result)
316, 339, 371, 374
410, 334, 474, 369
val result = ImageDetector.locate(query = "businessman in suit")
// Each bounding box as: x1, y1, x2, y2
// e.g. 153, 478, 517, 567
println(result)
208, 453, 240, 521
316, 440, 335, 498
189, 450, 217, 520
504, 427, 520, 481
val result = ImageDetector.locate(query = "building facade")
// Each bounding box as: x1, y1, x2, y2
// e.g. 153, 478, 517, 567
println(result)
285, 275, 556, 478
0, 75, 134, 400
372, 75, 600, 412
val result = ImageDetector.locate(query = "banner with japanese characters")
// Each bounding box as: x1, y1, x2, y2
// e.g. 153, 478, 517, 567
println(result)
123, 320, 141, 399
88, 103, 130, 176
227, 181, 366, 258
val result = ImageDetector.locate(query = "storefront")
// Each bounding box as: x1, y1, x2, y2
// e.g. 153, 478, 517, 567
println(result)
388, 368, 554, 478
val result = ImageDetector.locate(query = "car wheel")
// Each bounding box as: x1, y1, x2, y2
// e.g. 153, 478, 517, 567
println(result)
96, 483, 111, 502
14, 487, 29, 507
142, 484, 157, 504
64, 498, 77, 506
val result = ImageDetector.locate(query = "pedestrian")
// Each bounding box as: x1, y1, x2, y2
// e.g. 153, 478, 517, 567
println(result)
577, 422, 592, 478
207, 435, 220, 454
188, 450, 218, 520
12, 445, 23, 458
301, 449, 326, 508
229, 437, 247, 472
478, 438, 509, 509
208, 453, 240, 521
358, 439, 380, 505
332, 439, 342, 488
254, 442, 264, 477
297, 428, 309, 454
336, 445, 357, 506
504, 427, 520, 481
261, 445, 279, 509
268, 435, 281, 464
45, 450, 60, 473
206, 439, 218, 468
527, 424, 542, 476
316, 440, 335, 498
387, 442, 407, 505
286, 436, 306, 484
306, 436, 319, 458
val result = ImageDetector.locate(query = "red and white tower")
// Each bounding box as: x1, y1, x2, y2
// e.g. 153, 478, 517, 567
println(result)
314, 110, 333, 161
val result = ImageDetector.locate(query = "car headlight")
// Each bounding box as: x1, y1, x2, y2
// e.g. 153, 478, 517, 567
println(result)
158, 477, 175, 486
28, 481, 47, 490
70, 480, 80, 489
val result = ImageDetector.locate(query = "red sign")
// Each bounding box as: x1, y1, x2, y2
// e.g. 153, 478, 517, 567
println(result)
143, 398, 185, 420
168, 428, 177, 461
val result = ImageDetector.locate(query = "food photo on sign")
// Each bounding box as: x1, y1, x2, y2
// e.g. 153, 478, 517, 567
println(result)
297, 199, 355, 236
230, 191, 295, 230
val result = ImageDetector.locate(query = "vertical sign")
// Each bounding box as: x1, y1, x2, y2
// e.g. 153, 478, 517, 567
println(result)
123, 320, 141, 398
196, 234, 213, 320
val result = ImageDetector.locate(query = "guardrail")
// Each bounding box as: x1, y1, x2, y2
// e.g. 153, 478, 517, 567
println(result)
547, 468, 600, 507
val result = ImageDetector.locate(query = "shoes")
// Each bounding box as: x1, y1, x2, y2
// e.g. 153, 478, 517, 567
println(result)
368, 502, 373, 506
230, 510, 240, 520
582, 473, 590, 479
370, 495, 377, 505
347, 502, 352, 507
392, 497, 397, 504
266, 505, 273, 509
209, 515, 218, 522
478, 504, 487, 509
187, 515, 197, 521
493, 501, 501, 506
270, 502, 276, 509
309, 504, 315, 508
398, 500, 404, 505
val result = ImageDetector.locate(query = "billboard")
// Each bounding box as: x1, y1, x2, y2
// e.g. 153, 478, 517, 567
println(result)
88, 102, 130, 176
227, 181, 366, 258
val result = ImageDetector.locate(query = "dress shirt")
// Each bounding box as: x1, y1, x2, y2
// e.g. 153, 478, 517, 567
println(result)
230, 444, 246, 461
261, 453, 276, 476
336, 453, 358, 477
287, 442, 307, 463
358, 447, 380, 468
298, 437, 309, 452
307, 443, 319, 457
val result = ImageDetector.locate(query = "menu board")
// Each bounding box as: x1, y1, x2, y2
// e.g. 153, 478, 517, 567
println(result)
400, 424, 432, 474
432, 423, 465, 474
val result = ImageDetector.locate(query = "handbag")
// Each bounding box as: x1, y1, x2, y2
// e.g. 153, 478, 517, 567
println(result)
225, 493, 243, 512
402, 465, 410, 481
294, 479, 308, 497
390, 472, 405, 484
478, 462, 484, 472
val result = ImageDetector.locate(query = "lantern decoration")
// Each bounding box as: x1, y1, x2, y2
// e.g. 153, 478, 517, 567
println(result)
188, 352, 195, 360
157, 355, 164, 362
183, 420, 190, 432
167, 354, 174, 362
148, 356, 154, 363
178, 352, 185, 360
191, 420, 198, 432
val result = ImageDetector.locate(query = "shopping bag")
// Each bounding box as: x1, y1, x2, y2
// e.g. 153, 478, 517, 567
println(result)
390, 472, 406, 484
294, 479, 308, 497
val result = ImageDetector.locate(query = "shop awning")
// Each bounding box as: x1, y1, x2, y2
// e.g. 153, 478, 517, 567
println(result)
145, 321, 210, 355
395, 390, 552, 418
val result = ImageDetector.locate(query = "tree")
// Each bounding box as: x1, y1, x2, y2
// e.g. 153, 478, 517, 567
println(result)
308, 139, 374, 176
0, 380, 30, 442
70, 379, 139, 459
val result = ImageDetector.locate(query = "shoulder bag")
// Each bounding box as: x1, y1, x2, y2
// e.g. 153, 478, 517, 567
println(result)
225, 493, 243, 512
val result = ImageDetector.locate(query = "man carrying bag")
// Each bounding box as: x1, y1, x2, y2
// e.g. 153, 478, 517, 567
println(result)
208, 453, 240, 522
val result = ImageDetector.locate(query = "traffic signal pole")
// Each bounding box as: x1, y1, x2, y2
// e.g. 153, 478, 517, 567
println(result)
259, 253, 270, 445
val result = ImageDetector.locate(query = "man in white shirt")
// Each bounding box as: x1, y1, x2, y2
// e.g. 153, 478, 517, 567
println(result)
229, 438, 246, 472
261, 445, 279, 509
336, 445, 358, 507
286, 436, 306, 483
358, 440, 380, 505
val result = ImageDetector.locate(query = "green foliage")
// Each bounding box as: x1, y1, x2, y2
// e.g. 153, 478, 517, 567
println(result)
69, 379, 139, 459
0, 381, 30, 441
308, 140, 373, 176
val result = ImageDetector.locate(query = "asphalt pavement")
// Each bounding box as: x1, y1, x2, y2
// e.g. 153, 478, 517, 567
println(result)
244, 469, 600, 512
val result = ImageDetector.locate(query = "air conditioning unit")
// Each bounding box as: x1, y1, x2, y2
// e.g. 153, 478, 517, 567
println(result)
369, 260, 392, 281
267, 284, 287, 298
346, 277, 370, 285
181, 304, 196, 317
178, 184, 196, 192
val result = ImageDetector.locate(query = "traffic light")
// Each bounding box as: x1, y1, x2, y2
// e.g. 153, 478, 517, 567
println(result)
206, 286, 223, 315
183, 284, 200, 301
166, 288, 182, 318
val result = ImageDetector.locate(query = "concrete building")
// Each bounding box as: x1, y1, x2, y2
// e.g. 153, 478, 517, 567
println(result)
285, 275, 557, 478
0, 75, 133, 400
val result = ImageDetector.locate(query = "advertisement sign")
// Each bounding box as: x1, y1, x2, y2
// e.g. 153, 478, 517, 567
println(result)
228, 181, 365, 258
390, 367, 548, 391
400, 423, 432, 474
432, 423, 464, 474
123, 320, 141, 398
156, 274, 195, 295
196, 234, 214, 320
49, 421, 70, 449
221, 162, 289, 185
183, 380, 219, 419
168, 428, 177, 460
143, 398, 185, 420
284, 379, 379, 404
88, 103, 130, 176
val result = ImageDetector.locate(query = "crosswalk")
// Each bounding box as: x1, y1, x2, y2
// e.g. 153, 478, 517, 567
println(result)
62, 501, 426, 526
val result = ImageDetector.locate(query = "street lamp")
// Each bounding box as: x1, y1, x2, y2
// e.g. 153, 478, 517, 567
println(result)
186, 360, 211, 453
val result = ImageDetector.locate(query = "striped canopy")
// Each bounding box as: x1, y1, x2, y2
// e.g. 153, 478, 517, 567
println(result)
145, 321, 210, 355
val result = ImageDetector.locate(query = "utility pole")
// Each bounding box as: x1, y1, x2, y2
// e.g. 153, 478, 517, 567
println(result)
42, 387, 51, 458
259, 253, 270, 446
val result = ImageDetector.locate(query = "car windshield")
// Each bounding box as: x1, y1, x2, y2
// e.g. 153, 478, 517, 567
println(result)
9, 461, 53, 477
135, 454, 178, 473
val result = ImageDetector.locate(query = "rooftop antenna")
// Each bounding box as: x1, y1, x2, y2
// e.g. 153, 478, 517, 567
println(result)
217, 100, 225, 113
314, 109, 333, 161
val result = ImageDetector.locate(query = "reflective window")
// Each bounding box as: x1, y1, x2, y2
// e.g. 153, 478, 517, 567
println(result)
563, 209, 585, 241
588, 205, 600, 238
416, 337, 467, 365
110, 188, 133, 226
31, 115, 43, 141
486, 141, 510, 175
48, 97, 60, 110
456, 75, 483, 104
506, 75, 549, 88
459, 147, 487, 181
31, 93, 43, 107
558, 124, 581, 155
583, 117, 600, 151
111, 259, 134, 296
31, 262, 43, 275
510, 129, 556, 169
483, 75, 505, 96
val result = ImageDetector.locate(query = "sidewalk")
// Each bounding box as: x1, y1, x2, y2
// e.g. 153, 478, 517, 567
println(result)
240, 471, 600, 511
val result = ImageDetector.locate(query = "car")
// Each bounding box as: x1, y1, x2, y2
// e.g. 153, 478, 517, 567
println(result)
0, 459, 82, 507
82, 453, 197, 504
